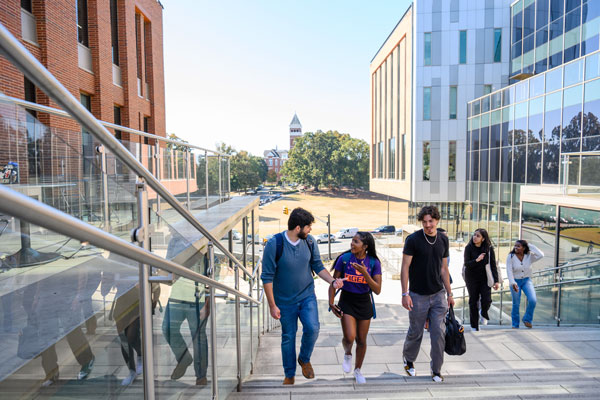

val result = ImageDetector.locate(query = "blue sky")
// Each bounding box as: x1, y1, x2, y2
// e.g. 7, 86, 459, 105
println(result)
163, 0, 411, 156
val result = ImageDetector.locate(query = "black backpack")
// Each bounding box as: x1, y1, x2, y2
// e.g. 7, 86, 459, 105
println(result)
444, 305, 466, 356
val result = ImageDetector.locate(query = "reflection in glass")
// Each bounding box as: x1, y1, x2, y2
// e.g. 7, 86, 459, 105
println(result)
527, 143, 542, 183
513, 145, 527, 183
558, 206, 600, 265
562, 84, 583, 140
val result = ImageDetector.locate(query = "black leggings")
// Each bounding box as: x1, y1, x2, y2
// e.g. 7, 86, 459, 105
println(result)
466, 276, 491, 330
119, 317, 142, 371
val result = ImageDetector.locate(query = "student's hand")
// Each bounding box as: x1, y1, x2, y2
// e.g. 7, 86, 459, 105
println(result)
402, 294, 413, 311
269, 304, 281, 320
333, 278, 347, 289
330, 304, 343, 318
476, 253, 485, 262
351, 261, 368, 276
493, 283, 500, 290
447, 295, 455, 308
512, 283, 519, 292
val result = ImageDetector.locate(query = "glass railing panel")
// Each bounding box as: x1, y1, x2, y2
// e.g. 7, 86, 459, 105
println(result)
154, 253, 213, 399
207, 155, 220, 208
214, 268, 237, 397
0, 219, 142, 398
191, 149, 207, 211
558, 278, 600, 324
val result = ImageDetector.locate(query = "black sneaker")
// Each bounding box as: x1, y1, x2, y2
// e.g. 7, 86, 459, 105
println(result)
403, 358, 416, 376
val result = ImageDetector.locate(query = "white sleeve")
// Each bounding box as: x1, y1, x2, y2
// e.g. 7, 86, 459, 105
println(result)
528, 244, 544, 263
506, 254, 516, 286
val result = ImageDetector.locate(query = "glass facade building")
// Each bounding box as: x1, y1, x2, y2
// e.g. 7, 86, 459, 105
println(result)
510, 0, 600, 79
468, 11, 600, 266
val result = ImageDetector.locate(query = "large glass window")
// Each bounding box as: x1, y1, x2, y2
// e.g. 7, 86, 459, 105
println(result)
513, 145, 527, 183
423, 142, 430, 181
562, 84, 583, 153
481, 112, 490, 149
459, 30, 467, 64
527, 142, 542, 183
424, 32, 431, 66
529, 96, 544, 143
514, 101, 529, 145
494, 28, 502, 62
521, 202, 556, 271
582, 1, 600, 56
537, 0, 550, 30
480, 148, 489, 182
544, 91, 562, 184
551, 0, 564, 21
77, 0, 89, 47
401, 134, 406, 180
502, 105, 513, 147
564, 6, 581, 62
583, 78, 600, 151
490, 147, 500, 181
548, 17, 564, 69
491, 110, 501, 148
558, 206, 600, 265
513, 1, 524, 45
378, 142, 383, 178
449, 86, 457, 119
449, 141, 456, 181
423, 87, 431, 120
524, 0, 535, 37
501, 147, 513, 182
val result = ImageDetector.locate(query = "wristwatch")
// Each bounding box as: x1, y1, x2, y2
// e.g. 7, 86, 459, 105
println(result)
402, 292, 409, 297
447, 292, 453, 297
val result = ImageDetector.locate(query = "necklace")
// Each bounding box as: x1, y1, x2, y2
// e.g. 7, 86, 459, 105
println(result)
423, 230, 437, 245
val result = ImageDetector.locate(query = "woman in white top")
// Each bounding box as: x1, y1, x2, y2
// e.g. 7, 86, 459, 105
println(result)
506, 240, 544, 328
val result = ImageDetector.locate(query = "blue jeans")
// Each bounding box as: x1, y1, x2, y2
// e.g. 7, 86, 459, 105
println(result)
511, 278, 537, 328
278, 295, 320, 378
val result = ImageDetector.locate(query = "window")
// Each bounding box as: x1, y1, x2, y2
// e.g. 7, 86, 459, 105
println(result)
113, 106, 122, 141
110, 0, 119, 65
459, 30, 467, 64
484, 85, 493, 95
423, 87, 431, 120
378, 142, 384, 178
21, 0, 32, 12
80, 93, 93, 175
401, 134, 406, 180
423, 142, 431, 181
25, 77, 40, 182
77, 0, 89, 47
424, 32, 432, 65
494, 28, 502, 62
143, 116, 150, 133
449, 86, 457, 119
449, 141, 456, 181
144, 19, 151, 86
135, 14, 142, 80
388, 137, 396, 179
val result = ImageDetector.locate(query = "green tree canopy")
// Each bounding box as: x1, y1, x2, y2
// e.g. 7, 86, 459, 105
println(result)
281, 130, 370, 190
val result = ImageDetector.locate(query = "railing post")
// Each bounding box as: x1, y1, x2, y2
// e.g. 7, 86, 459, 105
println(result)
208, 242, 218, 400
154, 142, 161, 223
134, 179, 155, 400
499, 284, 504, 325
96, 145, 109, 232
205, 151, 209, 210
227, 157, 231, 200
185, 148, 191, 210
218, 155, 223, 204
233, 230, 242, 392
244, 216, 253, 373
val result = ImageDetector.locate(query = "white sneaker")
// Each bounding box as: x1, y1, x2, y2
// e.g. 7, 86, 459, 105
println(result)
432, 373, 444, 382
342, 354, 352, 373
136, 356, 143, 375
403, 358, 416, 376
121, 369, 137, 386
353, 368, 366, 384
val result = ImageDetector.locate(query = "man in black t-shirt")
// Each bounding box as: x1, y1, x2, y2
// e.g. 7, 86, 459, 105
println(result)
401, 206, 454, 383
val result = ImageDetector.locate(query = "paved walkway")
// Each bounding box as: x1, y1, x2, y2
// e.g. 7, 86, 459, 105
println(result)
231, 273, 600, 399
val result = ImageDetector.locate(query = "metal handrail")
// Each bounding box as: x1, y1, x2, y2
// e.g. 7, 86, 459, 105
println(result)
532, 258, 599, 276
0, 22, 253, 280
0, 93, 229, 157
0, 185, 258, 305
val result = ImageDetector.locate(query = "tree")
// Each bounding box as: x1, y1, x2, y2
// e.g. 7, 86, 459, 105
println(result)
266, 170, 278, 183
281, 130, 370, 190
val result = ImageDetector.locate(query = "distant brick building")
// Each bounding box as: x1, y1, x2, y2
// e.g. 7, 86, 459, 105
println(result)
263, 148, 287, 181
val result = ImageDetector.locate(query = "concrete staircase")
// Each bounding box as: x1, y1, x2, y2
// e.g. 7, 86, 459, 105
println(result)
229, 325, 600, 399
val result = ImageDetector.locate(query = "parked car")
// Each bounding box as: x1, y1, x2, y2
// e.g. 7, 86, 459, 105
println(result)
246, 234, 261, 244
371, 225, 396, 234
221, 229, 242, 241
316, 233, 336, 244
335, 227, 359, 239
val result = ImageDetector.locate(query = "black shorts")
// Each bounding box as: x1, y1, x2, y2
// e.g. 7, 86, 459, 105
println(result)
338, 290, 373, 320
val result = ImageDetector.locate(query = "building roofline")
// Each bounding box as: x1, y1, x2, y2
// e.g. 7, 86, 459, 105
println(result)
370, 3, 412, 64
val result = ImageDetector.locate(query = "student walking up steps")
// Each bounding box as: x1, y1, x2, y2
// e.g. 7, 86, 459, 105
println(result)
329, 232, 382, 384
401, 206, 454, 383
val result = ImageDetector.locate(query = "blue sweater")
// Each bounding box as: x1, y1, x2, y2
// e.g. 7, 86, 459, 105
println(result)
260, 232, 325, 305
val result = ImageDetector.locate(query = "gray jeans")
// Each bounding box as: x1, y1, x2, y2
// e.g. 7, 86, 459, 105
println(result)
403, 289, 447, 375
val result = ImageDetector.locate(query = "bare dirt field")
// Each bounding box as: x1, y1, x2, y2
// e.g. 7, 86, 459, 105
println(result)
257, 189, 409, 236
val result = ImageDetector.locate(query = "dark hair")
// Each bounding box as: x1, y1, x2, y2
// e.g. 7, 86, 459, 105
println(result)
287, 207, 314, 230
355, 231, 380, 262
469, 228, 492, 252
510, 239, 530, 255
417, 205, 441, 221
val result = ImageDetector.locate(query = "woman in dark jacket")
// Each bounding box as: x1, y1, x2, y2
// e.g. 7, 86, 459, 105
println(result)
463, 229, 499, 331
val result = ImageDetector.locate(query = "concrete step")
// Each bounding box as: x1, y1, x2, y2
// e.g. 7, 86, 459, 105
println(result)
228, 369, 600, 399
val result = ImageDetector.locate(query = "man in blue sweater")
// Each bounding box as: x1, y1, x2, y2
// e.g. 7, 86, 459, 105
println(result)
261, 207, 344, 385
